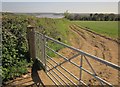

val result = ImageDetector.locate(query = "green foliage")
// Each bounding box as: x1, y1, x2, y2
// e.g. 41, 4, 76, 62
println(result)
66, 13, 119, 21
64, 10, 70, 18
2, 60, 28, 80
46, 41, 64, 57
2, 13, 71, 81
36, 18, 70, 43
36, 18, 71, 57
2, 13, 32, 81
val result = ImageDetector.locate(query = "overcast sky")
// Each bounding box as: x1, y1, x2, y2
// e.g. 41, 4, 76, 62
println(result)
1, 0, 120, 2
1, 0, 119, 13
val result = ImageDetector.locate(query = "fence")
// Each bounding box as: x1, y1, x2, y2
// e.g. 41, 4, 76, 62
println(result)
27, 26, 120, 86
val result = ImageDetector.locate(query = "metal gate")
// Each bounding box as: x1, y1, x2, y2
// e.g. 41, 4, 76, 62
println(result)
34, 31, 120, 86
35, 32, 46, 71
36, 32, 120, 86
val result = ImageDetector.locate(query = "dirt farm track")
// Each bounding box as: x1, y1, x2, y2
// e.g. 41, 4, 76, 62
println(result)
5, 24, 120, 86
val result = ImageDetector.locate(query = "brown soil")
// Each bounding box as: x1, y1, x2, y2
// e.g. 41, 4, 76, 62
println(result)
5, 24, 119, 86
46, 24, 119, 85
68, 24, 119, 85
69, 24, 119, 65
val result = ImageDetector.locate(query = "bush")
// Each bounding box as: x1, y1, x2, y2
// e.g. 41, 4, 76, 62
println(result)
2, 13, 70, 82
2, 13, 31, 82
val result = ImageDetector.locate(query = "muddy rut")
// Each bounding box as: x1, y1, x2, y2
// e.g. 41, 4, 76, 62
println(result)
69, 24, 119, 65
64, 24, 119, 85
45, 24, 119, 85
45, 25, 119, 85
48, 24, 119, 85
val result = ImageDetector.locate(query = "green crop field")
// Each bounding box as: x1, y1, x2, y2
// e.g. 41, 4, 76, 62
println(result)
72, 21, 118, 39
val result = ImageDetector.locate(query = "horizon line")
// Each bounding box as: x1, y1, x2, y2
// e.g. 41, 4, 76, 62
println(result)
1, 11, 118, 14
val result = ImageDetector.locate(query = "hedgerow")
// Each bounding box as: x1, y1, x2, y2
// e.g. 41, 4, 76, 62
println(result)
2, 13, 70, 82
2, 13, 32, 81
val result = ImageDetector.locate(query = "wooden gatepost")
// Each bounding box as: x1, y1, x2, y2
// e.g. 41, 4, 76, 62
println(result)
27, 25, 46, 71
27, 25, 36, 61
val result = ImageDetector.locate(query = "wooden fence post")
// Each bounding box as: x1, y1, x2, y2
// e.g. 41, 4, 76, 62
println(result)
27, 25, 36, 61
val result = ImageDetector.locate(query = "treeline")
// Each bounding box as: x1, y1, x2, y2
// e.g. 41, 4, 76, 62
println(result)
65, 13, 120, 21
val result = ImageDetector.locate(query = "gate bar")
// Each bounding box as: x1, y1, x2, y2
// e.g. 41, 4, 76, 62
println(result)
46, 44, 112, 86
45, 35, 120, 70
47, 65, 64, 86
46, 55, 78, 86
47, 60, 69, 86
46, 55, 87, 86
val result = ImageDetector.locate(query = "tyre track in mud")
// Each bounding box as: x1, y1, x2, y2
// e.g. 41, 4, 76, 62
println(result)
74, 24, 120, 44
69, 24, 119, 64
69, 24, 112, 62
69, 24, 119, 85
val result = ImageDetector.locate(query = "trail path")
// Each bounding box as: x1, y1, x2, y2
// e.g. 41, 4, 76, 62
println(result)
65, 24, 119, 85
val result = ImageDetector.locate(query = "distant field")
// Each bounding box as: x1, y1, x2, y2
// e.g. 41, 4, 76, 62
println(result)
72, 21, 118, 39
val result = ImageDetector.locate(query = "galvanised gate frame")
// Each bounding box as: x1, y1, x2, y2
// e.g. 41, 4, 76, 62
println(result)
34, 31, 120, 87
